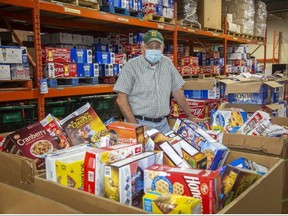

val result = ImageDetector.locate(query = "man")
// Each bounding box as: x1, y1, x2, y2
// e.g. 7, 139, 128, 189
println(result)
114, 30, 194, 133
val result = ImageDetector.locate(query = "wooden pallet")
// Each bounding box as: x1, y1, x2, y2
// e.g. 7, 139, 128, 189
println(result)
227, 31, 242, 37
46, 0, 99, 10
0, 80, 33, 91
177, 19, 200, 29
144, 14, 175, 25
47, 77, 98, 88
203, 27, 224, 33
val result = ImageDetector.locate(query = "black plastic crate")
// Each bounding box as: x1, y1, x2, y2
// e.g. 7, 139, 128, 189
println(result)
45, 99, 76, 119
0, 104, 37, 133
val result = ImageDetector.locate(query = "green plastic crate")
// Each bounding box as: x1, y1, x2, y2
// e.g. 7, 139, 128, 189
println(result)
45, 99, 76, 119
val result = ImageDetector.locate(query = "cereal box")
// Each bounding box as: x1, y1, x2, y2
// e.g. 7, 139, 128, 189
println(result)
169, 98, 208, 119
236, 111, 271, 135
173, 119, 229, 170
60, 103, 108, 145
56, 152, 86, 189
45, 144, 94, 182
143, 190, 201, 214
144, 164, 221, 214
2, 122, 58, 169
83, 143, 143, 196
41, 114, 72, 149
107, 121, 145, 146
165, 131, 207, 169
104, 151, 163, 208
146, 129, 190, 168
210, 109, 248, 133
220, 165, 261, 208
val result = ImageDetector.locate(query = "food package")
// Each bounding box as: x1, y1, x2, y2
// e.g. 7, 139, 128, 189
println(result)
143, 191, 201, 214
60, 103, 108, 146
2, 122, 59, 169
104, 151, 163, 207
144, 164, 221, 214
173, 119, 229, 170
83, 143, 143, 196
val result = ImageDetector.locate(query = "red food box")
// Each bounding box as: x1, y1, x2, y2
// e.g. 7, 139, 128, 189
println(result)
142, 3, 157, 14
170, 98, 208, 119
191, 66, 199, 75
200, 66, 219, 74
2, 122, 58, 170
125, 44, 142, 55
182, 56, 198, 66
114, 53, 127, 64
42, 47, 71, 63
206, 99, 221, 116
165, 54, 174, 62
144, 164, 221, 214
180, 66, 191, 75
176, 66, 181, 73
44, 62, 77, 78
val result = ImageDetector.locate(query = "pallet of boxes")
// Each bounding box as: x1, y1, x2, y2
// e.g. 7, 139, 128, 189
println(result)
0, 90, 285, 214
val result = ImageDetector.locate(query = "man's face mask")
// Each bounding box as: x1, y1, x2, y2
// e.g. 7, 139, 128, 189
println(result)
145, 49, 163, 64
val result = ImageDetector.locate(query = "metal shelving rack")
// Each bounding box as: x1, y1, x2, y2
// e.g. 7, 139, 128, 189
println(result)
0, 0, 267, 120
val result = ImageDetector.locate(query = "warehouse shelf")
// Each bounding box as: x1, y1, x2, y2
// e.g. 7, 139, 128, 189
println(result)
44, 85, 114, 98
0, 0, 267, 120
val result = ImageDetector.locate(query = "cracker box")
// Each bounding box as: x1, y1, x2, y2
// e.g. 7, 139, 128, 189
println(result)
143, 190, 202, 214
60, 103, 108, 145
146, 129, 190, 168
169, 98, 208, 119
2, 122, 58, 169
210, 109, 248, 133
83, 143, 143, 196
44, 62, 77, 78
165, 131, 207, 169
104, 151, 163, 207
173, 119, 229, 170
220, 165, 261, 208
42, 47, 71, 63
144, 164, 221, 214
56, 152, 87, 189
236, 111, 271, 135
45, 144, 94, 182
107, 121, 145, 145
41, 114, 72, 149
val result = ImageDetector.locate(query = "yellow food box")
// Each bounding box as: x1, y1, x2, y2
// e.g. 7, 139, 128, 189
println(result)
143, 191, 201, 214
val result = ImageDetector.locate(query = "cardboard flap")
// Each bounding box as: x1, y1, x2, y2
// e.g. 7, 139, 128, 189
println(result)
218, 103, 262, 113
271, 117, 288, 127
222, 134, 287, 158
265, 103, 283, 111
225, 82, 262, 94
218, 79, 238, 84
264, 81, 283, 88
235, 75, 252, 82
183, 79, 215, 90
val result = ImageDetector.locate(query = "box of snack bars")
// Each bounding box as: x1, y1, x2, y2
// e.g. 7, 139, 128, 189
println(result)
144, 164, 221, 214
173, 119, 229, 170
104, 151, 163, 208
236, 111, 271, 135
83, 143, 143, 196
60, 103, 108, 145
210, 109, 248, 133
41, 114, 72, 149
220, 165, 261, 209
45, 144, 94, 182
2, 122, 58, 169
165, 131, 207, 169
146, 129, 190, 168
107, 121, 145, 146
142, 190, 201, 214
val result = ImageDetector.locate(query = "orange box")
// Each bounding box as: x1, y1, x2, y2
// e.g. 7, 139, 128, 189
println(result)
107, 121, 144, 145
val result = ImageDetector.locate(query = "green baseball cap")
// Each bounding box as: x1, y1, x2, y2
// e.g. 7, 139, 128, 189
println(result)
143, 30, 164, 45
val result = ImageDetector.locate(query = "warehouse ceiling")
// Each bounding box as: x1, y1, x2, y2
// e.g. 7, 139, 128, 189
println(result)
262, 0, 288, 20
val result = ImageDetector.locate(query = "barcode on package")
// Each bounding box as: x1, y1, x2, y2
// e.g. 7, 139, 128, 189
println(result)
88, 171, 94, 182
105, 166, 111, 177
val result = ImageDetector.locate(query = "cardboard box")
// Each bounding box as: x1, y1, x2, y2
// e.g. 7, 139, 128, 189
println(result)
0, 182, 81, 214
44, 62, 77, 78
0, 64, 11, 80
104, 151, 163, 207
42, 47, 71, 63
107, 121, 145, 145
70, 49, 92, 64
183, 79, 220, 99
197, 0, 222, 30
0, 46, 23, 64
10, 63, 30, 80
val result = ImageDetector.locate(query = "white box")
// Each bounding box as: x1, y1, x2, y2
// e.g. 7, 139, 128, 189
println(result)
0, 64, 10, 80
0, 47, 23, 64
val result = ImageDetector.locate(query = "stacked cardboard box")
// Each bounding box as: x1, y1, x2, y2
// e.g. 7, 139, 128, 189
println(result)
254, 1, 267, 37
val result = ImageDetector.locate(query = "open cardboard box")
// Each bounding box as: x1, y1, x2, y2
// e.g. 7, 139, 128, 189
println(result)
0, 182, 80, 214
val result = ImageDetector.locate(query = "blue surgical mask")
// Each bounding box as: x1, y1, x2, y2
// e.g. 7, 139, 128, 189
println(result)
145, 49, 163, 64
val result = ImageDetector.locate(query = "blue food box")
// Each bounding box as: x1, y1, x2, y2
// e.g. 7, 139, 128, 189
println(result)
133, 33, 144, 44
95, 52, 114, 64
173, 118, 229, 170
77, 63, 92, 77
90, 63, 99, 77
113, 64, 123, 76
70, 49, 92, 64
